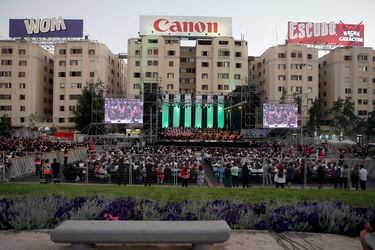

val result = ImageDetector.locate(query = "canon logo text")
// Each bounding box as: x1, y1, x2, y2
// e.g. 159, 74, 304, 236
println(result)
153, 18, 218, 34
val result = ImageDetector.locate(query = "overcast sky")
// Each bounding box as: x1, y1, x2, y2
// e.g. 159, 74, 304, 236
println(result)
1, 0, 374, 56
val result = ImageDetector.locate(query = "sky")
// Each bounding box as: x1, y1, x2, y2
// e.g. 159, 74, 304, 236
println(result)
0, 0, 374, 56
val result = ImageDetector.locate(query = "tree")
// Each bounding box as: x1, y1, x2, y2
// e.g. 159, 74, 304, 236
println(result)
0, 115, 12, 138
307, 97, 322, 137
328, 97, 357, 138
73, 81, 105, 134
363, 111, 375, 142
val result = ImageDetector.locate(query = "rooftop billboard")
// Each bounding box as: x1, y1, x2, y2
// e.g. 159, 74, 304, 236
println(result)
9, 16, 83, 38
140, 15, 232, 37
287, 21, 364, 46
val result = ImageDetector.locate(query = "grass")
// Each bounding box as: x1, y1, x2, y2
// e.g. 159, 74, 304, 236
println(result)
0, 183, 374, 207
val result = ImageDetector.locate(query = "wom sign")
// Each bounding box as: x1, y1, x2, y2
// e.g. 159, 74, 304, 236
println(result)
140, 16, 232, 37
9, 16, 83, 38
288, 21, 364, 46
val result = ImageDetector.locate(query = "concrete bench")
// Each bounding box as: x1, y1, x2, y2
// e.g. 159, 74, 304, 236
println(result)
50, 220, 231, 250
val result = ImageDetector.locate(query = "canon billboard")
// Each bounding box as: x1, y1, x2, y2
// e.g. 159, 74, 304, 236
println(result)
9, 16, 83, 38
139, 16, 232, 37
288, 21, 364, 46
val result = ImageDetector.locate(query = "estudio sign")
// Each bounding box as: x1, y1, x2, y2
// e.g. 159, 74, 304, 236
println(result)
288, 21, 364, 46
140, 16, 232, 37
9, 16, 83, 38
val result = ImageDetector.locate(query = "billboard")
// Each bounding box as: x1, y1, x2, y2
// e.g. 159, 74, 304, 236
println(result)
287, 21, 364, 46
140, 15, 232, 37
263, 103, 298, 128
105, 98, 143, 124
9, 16, 83, 38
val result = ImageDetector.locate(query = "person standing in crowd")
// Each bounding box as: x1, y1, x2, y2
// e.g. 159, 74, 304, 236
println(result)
274, 161, 286, 188
286, 162, 295, 188
316, 162, 325, 189
180, 164, 190, 187
265, 160, 273, 186
51, 158, 60, 184
144, 159, 154, 187
334, 164, 342, 188
156, 164, 164, 184
241, 164, 250, 188
350, 165, 360, 190
197, 165, 205, 186
117, 158, 127, 185
360, 218, 375, 250
218, 163, 224, 185
359, 165, 368, 190
63, 148, 69, 166
223, 163, 232, 188
43, 159, 52, 184
34, 154, 41, 176
341, 165, 349, 189
231, 163, 240, 188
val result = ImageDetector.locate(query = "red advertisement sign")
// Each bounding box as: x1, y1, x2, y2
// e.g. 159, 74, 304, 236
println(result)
288, 21, 364, 46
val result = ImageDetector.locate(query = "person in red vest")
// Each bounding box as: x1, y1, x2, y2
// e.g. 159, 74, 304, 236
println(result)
180, 164, 190, 187
63, 148, 69, 166
43, 159, 52, 184
34, 154, 41, 176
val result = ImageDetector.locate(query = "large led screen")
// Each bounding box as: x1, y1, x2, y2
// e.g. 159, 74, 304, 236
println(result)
105, 98, 143, 124
263, 103, 298, 128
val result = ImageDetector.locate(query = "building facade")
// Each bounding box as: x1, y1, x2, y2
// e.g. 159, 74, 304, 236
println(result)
0, 40, 54, 131
126, 36, 248, 97
319, 46, 375, 121
249, 44, 319, 120
53, 40, 126, 129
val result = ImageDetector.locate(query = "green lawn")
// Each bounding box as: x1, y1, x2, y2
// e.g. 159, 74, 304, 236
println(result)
0, 183, 374, 207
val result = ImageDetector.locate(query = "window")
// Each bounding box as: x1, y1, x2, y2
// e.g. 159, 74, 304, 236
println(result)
345, 66, 350, 72
218, 85, 223, 90
19, 49, 26, 55
0, 95, 11, 100
201, 51, 208, 56
0, 106, 11, 111
198, 40, 212, 45
167, 73, 174, 78
145, 72, 152, 77
235, 52, 242, 57
323, 61, 327, 66
202, 73, 208, 79
308, 87, 312, 93
291, 64, 303, 69
307, 65, 313, 70
58, 72, 66, 77
18, 72, 25, 77
291, 52, 297, 58
134, 61, 141, 67
0, 83, 11, 88
363, 99, 368, 105
69, 95, 80, 100
152, 72, 158, 78
308, 76, 313, 81
59, 60, 66, 66
278, 86, 285, 92
1, 60, 12, 65
278, 75, 286, 81
235, 63, 242, 68
59, 49, 66, 55
358, 55, 368, 61
69, 106, 76, 112
60, 83, 65, 89
234, 74, 241, 79
68, 117, 75, 123
307, 54, 313, 59
358, 110, 367, 116
90, 72, 95, 78
344, 55, 351, 61
134, 73, 140, 78
218, 50, 230, 56
147, 60, 158, 66
201, 62, 209, 67
167, 50, 175, 56
224, 85, 229, 90
278, 53, 286, 58
278, 64, 286, 69
59, 106, 65, 111
153, 49, 158, 55
218, 73, 229, 79
363, 88, 367, 94
345, 88, 351, 94
71, 83, 82, 88
148, 39, 158, 44
298, 52, 303, 58
219, 40, 229, 45
69, 71, 82, 77
1, 48, 13, 54
373, 78, 375, 83
19, 95, 25, 100
345, 77, 350, 83
291, 75, 302, 81
19, 60, 27, 66
167, 84, 174, 90
358, 77, 368, 83
358, 66, 368, 72
70, 60, 80, 66
70, 48, 82, 54
169, 61, 174, 67
217, 61, 230, 68
60, 95, 65, 100
135, 50, 140, 56
133, 84, 140, 90
202, 85, 208, 90
88, 49, 95, 55
58, 118, 65, 123
19, 83, 26, 89
20, 117, 25, 123
358, 88, 362, 94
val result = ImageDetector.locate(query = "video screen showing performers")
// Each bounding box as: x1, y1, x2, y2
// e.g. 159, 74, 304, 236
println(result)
105, 98, 143, 124
263, 103, 298, 128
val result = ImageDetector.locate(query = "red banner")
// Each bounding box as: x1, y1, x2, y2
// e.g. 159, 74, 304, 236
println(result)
287, 21, 364, 46
54, 131, 74, 141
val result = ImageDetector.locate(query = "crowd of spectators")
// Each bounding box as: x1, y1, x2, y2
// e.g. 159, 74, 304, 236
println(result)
0, 137, 90, 157
159, 128, 241, 141
337, 144, 375, 159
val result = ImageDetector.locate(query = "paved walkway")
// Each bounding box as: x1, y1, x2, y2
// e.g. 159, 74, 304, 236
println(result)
0, 230, 361, 250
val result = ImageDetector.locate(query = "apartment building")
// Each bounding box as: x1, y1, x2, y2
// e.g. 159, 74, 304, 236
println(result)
53, 40, 126, 129
319, 46, 375, 121
126, 36, 248, 97
0, 40, 54, 131
249, 44, 319, 120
